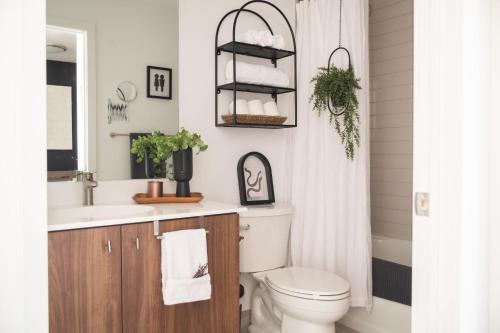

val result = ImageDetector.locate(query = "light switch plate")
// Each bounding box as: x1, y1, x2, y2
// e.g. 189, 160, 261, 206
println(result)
415, 192, 429, 216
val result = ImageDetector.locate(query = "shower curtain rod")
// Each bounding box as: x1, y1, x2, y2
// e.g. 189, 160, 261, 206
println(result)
296, 0, 374, 16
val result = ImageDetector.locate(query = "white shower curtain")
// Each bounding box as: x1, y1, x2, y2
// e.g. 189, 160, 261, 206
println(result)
284, 0, 371, 307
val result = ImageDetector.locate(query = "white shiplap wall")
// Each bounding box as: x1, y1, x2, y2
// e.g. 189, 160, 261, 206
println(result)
370, 0, 413, 241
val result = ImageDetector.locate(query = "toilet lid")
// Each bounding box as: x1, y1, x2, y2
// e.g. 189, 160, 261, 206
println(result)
265, 267, 350, 300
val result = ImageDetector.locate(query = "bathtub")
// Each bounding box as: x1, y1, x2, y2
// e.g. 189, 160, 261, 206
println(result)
339, 235, 412, 333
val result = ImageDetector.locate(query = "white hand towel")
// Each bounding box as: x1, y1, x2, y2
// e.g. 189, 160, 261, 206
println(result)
226, 60, 290, 87
161, 229, 211, 305
248, 99, 265, 115
263, 101, 280, 116
228, 99, 249, 115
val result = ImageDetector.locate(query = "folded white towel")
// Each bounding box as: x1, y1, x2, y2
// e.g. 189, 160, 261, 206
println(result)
161, 229, 211, 305
226, 60, 290, 87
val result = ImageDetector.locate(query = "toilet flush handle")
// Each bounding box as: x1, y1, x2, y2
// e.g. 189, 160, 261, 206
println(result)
240, 224, 251, 231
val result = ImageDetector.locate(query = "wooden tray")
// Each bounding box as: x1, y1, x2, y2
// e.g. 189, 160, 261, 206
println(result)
133, 192, 204, 204
221, 114, 287, 125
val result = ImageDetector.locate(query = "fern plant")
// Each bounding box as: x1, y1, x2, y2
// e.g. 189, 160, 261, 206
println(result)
310, 65, 361, 160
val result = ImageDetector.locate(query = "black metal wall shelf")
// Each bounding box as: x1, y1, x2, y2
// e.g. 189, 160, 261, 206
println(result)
217, 41, 295, 61
217, 82, 295, 95
218, 123, 297, 129
215, 0, 297, 129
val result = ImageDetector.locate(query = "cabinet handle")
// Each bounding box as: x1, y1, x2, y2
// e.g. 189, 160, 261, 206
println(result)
105, 240, 112, 253
136, 237, 140, 251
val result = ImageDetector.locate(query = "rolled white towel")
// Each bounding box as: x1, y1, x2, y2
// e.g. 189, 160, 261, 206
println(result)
225, 60, 290, 87
248, 99, 265, 115
256, 30, 274, 47
263, 101, 280, 116
228, 99, 249, 115
236, 29, 259, 44
237, 30, 274, 47
235, 30, 287, 50
272, 35, 286, 50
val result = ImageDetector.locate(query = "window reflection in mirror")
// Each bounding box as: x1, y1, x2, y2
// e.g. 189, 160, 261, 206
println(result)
46, 26, 86, 181
46, 0, 179, 181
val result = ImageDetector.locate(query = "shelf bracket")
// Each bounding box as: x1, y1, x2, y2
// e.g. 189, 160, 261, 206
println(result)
217, 49, 221, 56
271, 93, 277, 100
271, 58, 276, 65
217, 89, 221, 94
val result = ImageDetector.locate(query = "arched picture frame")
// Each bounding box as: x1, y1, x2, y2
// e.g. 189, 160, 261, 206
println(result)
237, 152, 275, 206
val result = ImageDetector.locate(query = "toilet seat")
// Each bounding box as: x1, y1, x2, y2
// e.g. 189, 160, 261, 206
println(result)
265, 266, 350, 301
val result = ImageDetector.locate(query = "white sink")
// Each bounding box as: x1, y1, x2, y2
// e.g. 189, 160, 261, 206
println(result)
50, 204, 155, 222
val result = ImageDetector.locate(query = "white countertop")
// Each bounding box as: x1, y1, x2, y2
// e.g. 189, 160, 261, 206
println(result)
48, 201, 247, 232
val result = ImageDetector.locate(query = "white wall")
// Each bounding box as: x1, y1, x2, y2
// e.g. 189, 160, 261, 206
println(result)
47, 0, 179, 180
369, 0, 413, 241
0, 0, 48, 331
489, 1, 500, 330
48, 178, 176, 207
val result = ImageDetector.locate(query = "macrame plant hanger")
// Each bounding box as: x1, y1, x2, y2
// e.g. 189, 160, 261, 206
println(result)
327, 0, 352, 117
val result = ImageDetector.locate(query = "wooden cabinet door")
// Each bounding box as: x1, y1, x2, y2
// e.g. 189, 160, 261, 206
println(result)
121, 214, 239, 333
48, 226, 122, 333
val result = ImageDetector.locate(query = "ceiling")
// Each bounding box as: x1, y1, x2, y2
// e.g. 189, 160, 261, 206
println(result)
105, 0, 177, 8
46, 29, 77, 63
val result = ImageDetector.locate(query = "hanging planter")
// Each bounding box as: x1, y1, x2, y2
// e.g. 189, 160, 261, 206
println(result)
310, 0, 361, 160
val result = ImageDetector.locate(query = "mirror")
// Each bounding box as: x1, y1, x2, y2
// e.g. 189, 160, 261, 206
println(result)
46, 0, 179, 181
116, 81, 137, 102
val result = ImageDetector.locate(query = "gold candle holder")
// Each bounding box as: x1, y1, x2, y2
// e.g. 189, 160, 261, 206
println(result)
147, 181, 163, 198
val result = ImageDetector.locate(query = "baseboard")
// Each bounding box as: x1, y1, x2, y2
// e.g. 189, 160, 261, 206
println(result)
340, 313, 388, 333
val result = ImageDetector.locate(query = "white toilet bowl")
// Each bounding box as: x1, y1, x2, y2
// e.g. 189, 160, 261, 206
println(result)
239, 204, 351, 333
249, 267, 350, 333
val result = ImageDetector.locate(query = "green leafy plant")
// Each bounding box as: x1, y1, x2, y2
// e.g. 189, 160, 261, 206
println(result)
310, 65, 362, 160
131, 128, 208, 177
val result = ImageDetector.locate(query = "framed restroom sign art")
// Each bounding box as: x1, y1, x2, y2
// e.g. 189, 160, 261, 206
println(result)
237, 152, 275, 206
147, 66, 172, 100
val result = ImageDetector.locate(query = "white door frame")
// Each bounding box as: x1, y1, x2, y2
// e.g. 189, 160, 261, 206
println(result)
413, 0, 491, 332
489, 2, 500, 331
0, 0, 48, 331
46, 18, 97, 173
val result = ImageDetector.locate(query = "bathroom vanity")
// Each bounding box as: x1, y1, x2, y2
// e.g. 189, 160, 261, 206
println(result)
48, 202, 245, 333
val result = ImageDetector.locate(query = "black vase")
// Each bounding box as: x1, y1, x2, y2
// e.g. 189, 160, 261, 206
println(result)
143, 154, 166, 179
173, 148, 193, 197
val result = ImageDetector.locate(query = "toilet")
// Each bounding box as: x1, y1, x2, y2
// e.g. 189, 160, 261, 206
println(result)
240, 204, 350, 333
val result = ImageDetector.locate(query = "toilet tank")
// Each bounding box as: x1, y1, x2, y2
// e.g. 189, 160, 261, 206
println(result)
239, 203, 293, 273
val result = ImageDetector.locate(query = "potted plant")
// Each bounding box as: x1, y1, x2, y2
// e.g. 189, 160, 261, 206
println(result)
130, 131, 169, 179
310, 64, 362, 160
131, 128, 208, 197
